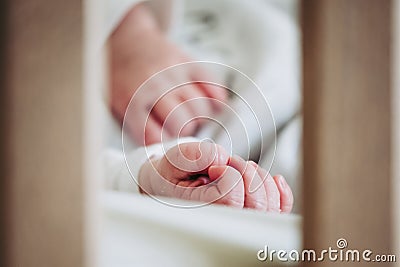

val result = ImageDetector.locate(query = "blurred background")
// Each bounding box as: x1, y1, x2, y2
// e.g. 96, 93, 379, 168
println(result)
0, 0, 399, 266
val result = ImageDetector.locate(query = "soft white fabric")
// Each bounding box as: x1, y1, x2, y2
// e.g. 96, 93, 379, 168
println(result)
102, 0, 301, 202
100, 192, 302, 267
102, 0, 174, 43
101, 0, 178, 44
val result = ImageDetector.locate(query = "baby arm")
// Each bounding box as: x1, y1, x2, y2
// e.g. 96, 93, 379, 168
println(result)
109, 3, 226, 146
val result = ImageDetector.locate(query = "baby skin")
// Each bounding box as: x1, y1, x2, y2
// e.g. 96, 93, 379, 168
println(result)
110, 5, 294, 212
139, 142, 293, 212
110, 3, 226, 146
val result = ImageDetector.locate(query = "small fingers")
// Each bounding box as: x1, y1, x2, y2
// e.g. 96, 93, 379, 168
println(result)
152, 95, 198, 137
125, 109, 165, 146
273, 175, 294, 213
228, 156, 267, 211
177, 85, 214, 121
158, 142, 229, 182
206, 166, 244, 208
254, 165, 281, 213
190, 66, 228, 105
143, 115, 165, 146
172, 166, 245, 208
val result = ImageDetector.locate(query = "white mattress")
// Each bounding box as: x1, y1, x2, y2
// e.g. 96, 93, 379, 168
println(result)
100, 192, 301, 267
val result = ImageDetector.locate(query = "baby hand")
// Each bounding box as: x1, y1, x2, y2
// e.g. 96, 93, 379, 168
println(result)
138, 142, 294, 212
109, 4, 226, 145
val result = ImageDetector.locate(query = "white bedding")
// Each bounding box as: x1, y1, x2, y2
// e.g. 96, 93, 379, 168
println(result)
100, 192, 301, 267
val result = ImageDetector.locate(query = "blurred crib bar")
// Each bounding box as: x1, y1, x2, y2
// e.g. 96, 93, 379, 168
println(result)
0, 0, 101, 266
393, 0, 400, 259
302, 0, 398, 266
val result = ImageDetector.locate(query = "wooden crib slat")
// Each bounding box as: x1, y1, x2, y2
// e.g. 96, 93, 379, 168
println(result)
0, 0, 90, 266
392, 0, 400, 258
302, 0, 395, 266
